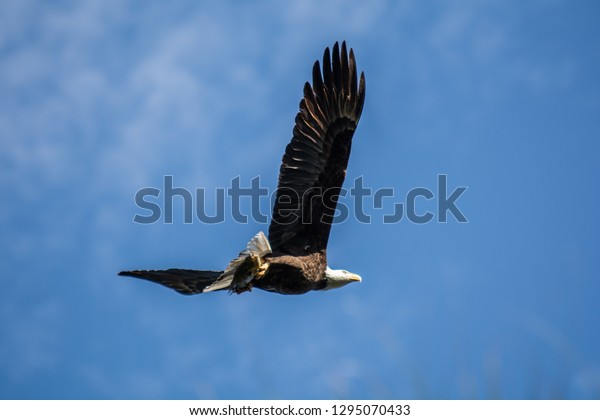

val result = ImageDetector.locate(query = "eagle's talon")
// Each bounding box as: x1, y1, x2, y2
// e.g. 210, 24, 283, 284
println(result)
256, 262, 269, 278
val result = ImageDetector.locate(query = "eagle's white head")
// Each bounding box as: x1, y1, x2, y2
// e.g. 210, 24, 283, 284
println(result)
322, 267, 362, 290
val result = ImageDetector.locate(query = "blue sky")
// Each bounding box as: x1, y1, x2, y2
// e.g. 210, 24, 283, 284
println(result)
1, 0, 599, 399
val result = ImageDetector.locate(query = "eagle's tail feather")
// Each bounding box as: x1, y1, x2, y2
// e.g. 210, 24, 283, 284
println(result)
204, 231, 272, 293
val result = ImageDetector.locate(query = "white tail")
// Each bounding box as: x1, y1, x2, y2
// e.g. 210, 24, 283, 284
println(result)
203, 232, 272, 292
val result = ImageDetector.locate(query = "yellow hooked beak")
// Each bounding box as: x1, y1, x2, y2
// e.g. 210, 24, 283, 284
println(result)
350, 273, 362, 282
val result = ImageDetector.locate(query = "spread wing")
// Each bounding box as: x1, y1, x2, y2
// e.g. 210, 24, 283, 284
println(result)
268, 41, 366, 255
119, 269, 225, 295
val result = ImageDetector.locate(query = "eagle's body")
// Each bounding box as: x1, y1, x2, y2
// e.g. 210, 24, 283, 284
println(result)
254, 253, 328, 295
120, 42, 366, 295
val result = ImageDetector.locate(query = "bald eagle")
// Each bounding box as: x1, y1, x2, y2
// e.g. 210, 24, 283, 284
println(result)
119, 41, 366, 295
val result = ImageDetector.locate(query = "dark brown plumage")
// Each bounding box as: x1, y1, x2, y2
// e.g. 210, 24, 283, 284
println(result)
119, 41, 366, 295
121, 269, 222, 295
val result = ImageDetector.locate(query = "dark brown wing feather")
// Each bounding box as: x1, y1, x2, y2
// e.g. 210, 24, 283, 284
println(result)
269, 41, 366, 255
118, 269, 224, 295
